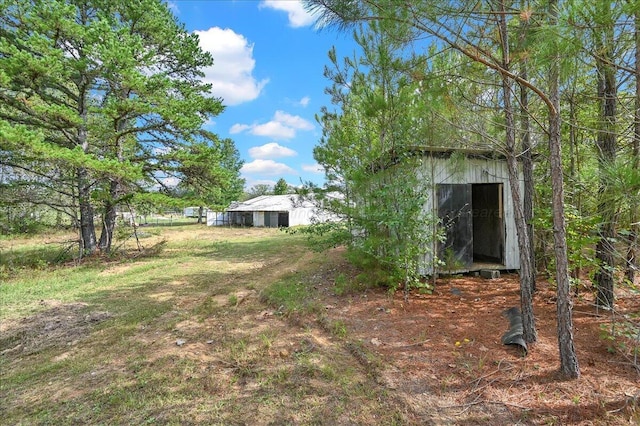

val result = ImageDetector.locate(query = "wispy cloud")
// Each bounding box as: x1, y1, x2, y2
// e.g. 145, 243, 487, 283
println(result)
249, 142, 297, 159
274, 111, 314, 130
229, 123, 251, 134
241, 159, 297, 176
166, 1, 179, 14
194, 27, 269, 106
231, 110, 314, 140
301, 163, 324, 174
259, 0, 315, 28
298, 96, 310, 107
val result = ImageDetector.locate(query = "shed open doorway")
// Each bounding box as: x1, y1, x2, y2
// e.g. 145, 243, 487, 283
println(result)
437, 183, 505, 272
471, 183, 504, 265
278, 212, 289, 227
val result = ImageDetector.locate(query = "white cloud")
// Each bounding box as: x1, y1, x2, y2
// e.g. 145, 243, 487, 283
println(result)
152, 146, 172, 156
274, 110, 314, 130
166, 1, 179, 14
260, 0, 315, 28
298, 96, 310, 107
230, 123, 251, 134
231, 110, 314, 139
252, 121, 296, 139
249, 143, 297, 159
241, 159, 297, 176
160, 176, 181, 187
301, 163, 324, 174
194, 27, 269, 106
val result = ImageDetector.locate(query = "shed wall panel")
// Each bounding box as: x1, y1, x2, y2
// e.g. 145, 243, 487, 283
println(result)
289, 208, 314, 226
253, 212, 264, 227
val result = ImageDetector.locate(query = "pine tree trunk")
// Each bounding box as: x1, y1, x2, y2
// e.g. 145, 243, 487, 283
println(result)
98, 180, 119, 253
506, 149, 537, 343
498, 1, 536, 343
568, 95, 582, 285
627, 11, 640, 284
76, 68, 96, 256
78, 167, 97, 255
516, 0, 536, 293
520, 64, 536, 294
549, 0, 579, 378
594, 57, 617, 309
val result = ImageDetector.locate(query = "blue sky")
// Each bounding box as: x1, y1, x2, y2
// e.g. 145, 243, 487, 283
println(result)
167, 0, 357, 190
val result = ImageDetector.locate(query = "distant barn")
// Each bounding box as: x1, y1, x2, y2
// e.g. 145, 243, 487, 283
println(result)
207, 194, 335, 228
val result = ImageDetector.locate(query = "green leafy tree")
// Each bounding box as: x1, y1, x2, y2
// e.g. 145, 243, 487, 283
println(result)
175, 132, 244, 223
629, 0, 640, 284
561, 0, 638, 306
305, 0, 580, 377
273, 178, 289, 195
313, 20, 441, 296
244, 184, 272, 199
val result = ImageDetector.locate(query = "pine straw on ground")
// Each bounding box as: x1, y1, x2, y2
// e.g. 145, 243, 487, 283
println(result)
318, 247, 640, 425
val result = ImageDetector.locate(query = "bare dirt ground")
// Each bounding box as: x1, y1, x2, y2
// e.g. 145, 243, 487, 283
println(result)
315, 247, 640, 425
1, 231, 638, 425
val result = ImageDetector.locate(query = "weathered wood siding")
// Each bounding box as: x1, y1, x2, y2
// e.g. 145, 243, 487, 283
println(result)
418, 155, 523, 274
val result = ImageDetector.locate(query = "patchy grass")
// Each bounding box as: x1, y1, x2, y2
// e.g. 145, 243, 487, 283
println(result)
260, 274, 322, 316
0, 226, 405, 425
2, 225, 636, 425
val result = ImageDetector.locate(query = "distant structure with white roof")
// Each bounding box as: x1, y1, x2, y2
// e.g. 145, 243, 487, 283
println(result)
206, 194, 337, 227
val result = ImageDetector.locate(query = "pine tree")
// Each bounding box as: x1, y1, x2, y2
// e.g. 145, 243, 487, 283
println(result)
0, 0, 232, 253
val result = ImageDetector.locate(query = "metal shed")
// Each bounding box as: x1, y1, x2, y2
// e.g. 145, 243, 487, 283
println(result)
412, 147, 523, 275
209, 194, 334, 228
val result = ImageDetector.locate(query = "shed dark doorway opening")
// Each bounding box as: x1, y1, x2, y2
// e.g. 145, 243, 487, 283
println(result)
278, 212, 289, 227
472, 183, 504, 264
231, 212, 253, 226
437, 183, 505, 272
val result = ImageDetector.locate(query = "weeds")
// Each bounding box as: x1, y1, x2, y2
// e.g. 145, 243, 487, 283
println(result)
228, 294, 239, 307
260, 275, 320, 316
331, 319, 348, 338
193, 295, 218, 319
599, 311, 640, 371
0, 226, 416, 425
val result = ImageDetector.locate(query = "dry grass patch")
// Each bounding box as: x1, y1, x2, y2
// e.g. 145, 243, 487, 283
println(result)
1, 226, 407, 425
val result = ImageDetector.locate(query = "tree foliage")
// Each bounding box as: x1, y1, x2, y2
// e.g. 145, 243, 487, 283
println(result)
313, 20, 443, 296
273, 178, 290, 195
305, 0, 640, 377
0, 0, 243, 252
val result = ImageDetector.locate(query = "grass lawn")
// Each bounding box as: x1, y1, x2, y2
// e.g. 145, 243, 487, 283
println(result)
0, 225, 404, 425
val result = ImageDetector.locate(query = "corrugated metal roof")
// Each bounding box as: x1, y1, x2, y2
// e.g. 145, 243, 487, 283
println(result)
226, 195, 315, 212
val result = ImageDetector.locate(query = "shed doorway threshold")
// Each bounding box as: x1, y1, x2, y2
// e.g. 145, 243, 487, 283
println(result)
470, 262, 505, 272
438, 262, 506, 276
